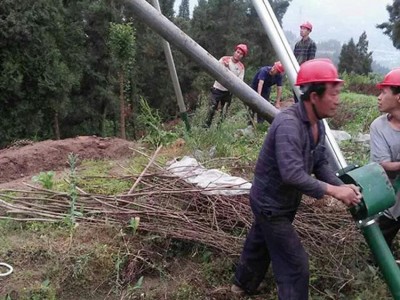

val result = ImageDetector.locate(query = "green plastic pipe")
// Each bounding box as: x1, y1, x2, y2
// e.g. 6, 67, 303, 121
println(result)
360, 219, 400, 299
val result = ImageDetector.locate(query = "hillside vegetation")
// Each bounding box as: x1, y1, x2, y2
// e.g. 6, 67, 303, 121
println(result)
1, 85, 395, 300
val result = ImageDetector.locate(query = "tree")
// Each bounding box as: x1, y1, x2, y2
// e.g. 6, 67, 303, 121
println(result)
355, 31, 373, 74
338, 39, 358, 74
178, 0, 190, 19
338, 32, 373, 75
108, 23, 136, 140
68, 0, 123, 137
377, 0, 400, 49
0, 0, 83, 144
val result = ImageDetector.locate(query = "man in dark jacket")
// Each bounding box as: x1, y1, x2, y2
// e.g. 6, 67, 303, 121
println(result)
249, 61, 284, 124
293, 21, 317, 103
294, 21, 317, 65
231, 59, 362, 299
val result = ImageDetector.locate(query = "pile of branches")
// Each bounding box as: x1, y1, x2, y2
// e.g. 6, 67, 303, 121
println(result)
0, 176, 252, 255
0, 150, 368, 291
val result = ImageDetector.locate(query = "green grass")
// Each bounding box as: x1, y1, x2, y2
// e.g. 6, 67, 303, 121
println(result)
72, 159, 131, 194
329, 91, 379, 133
184, 95, 265, 165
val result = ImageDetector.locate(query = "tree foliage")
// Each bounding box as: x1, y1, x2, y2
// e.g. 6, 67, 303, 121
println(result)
178, 0, 190, 19
338, 32, 373, 75
0, 0, 84, 142
377, 0, 400, 49
0, 0, 292, 147
108, 23, 136, 139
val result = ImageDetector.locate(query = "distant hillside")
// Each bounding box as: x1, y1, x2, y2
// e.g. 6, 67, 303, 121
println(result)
285, 30, 392, 74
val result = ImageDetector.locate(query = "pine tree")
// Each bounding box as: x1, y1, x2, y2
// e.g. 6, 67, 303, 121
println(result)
377, 0, 400, 49
338, 32, 372, 75
355, 31, 373, 74
178, 0, 190, 19
338, 39, 358, 74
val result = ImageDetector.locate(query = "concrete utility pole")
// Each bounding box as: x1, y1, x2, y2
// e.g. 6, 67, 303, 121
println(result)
150, 0, 190, 132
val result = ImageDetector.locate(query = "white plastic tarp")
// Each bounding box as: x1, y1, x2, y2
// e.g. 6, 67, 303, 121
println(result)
166, 156, 251, 195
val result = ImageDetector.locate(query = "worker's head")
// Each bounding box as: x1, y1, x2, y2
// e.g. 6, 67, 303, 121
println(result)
295, 59, 344, 119
376, 68, 400, 113
271, 61, 285, 75
234, 44, 248, 61
300, 21, 313, 38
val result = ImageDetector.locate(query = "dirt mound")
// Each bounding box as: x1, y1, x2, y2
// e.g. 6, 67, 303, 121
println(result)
0, 136, 136, 184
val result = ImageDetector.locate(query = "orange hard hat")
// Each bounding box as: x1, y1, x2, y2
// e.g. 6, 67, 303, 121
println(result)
235, 44, 248, 57
377, 68, 400, 89
295, 59, 343, 86
300, 21, 313, 32
273, 61, 285, 73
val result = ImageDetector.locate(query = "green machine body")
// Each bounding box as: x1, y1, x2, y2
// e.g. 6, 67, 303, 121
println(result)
339, 162, 396, 220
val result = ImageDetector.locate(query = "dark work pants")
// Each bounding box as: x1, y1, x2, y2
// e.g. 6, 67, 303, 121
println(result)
248, 89, 271, 124
204, 87, 232, 127
378, 214, 400, 250
233, 211, 309, 299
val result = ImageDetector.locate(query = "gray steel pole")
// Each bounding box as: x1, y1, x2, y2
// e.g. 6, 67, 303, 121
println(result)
127, 0, 279, 123
150, 0, 190, 132
251, 0, 347, 171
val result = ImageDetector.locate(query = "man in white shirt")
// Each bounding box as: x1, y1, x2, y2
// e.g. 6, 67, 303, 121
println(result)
203, 44, 247, 128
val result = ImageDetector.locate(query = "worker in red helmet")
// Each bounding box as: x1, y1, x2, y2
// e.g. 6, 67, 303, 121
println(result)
370, 68, 400, 257
232, 59, 361, 298
293, 21, 317, 103
248, 61, 285, 124
203, 44, 247, 128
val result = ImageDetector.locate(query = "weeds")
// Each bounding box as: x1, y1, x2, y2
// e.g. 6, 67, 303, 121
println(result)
138, 97, 179, 147
184, 96, 264, 164
31, 171, 55, 190
201, 255, 234, 287
173, 282, 202, 300
129, 217, 140, 235
65, 153, 82, 227
75, 159, 131, 194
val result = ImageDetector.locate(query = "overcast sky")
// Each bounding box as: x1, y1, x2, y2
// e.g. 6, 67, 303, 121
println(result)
174, 0, 398, 67
283, 0, 392, 48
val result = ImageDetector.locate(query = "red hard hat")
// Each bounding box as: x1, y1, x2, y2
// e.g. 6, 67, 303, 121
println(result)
377, 68, 400, 89
295, 59, 343, 86
300, 21, 313, 32
235, 44, 248, 57
273, 61, 285, 73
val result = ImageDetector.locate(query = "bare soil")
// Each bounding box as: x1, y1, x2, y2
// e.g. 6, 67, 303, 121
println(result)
0, 136, 136, 188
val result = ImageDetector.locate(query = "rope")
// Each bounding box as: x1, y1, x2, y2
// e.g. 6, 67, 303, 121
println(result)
0, 262, 13, 277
